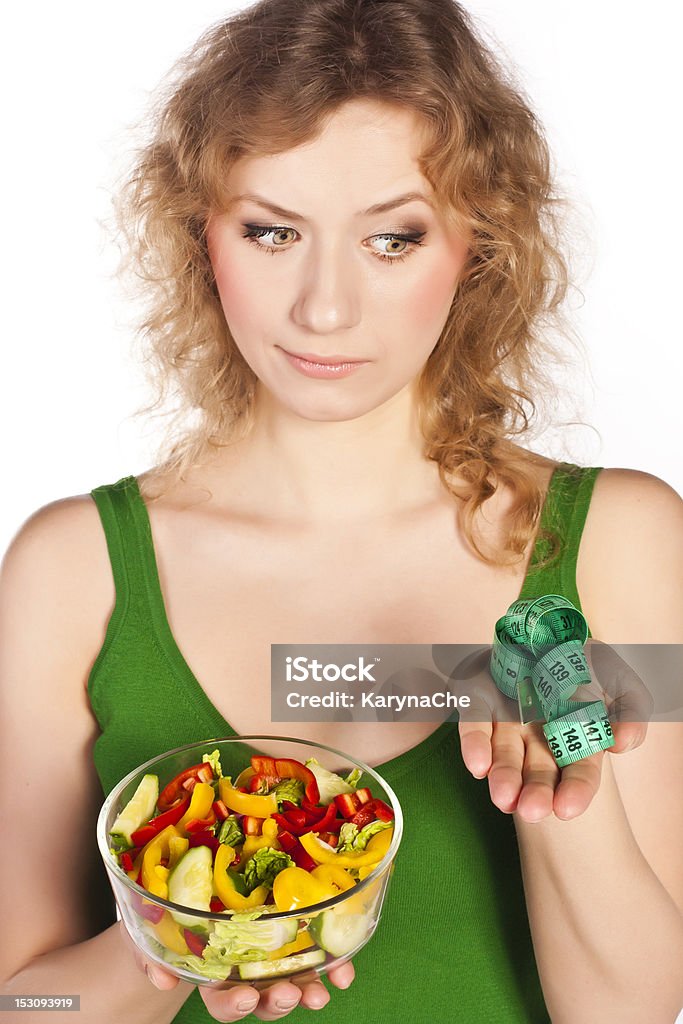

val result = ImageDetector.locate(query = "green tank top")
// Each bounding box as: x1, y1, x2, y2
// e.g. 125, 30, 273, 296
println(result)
89, 461, 602, 1024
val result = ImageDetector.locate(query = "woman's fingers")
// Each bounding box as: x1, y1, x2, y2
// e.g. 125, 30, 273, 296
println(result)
325, 960, 355, 990
514, 723, 561, 822
199, 961, 354, 1021
552, 750, 605, 821
487, 721, 526, 813
120, 921, 180, 990
456, 649, 519, 779
201, 982, 305, 1021
458, 712, 494, 778
143, 961, 181, 990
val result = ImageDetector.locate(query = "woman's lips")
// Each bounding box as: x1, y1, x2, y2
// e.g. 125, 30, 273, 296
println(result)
279, 347, 369, 379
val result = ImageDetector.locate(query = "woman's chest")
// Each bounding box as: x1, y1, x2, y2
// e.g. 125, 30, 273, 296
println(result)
148, 510, 529, 764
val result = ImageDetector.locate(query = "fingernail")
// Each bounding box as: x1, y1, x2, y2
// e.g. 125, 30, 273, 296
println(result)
237, 997, 259, 1011
276, 999, 299, 1009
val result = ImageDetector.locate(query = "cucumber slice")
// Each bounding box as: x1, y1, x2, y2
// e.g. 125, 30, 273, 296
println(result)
110, 774, 158, 847
238, 948, 326, 980
168, 846, 213, 929
308, 909, 371, 958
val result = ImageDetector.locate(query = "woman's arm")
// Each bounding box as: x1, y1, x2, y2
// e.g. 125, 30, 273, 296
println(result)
514, 726, 683, 1023
513, 470, 683, 1023
0, 497, 350, 1024
0, 499, 191, 1024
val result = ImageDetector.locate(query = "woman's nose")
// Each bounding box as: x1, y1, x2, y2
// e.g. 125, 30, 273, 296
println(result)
291, 241, 362, 334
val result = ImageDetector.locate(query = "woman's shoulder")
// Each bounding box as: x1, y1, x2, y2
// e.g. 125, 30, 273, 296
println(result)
1, 493, 115, 672
576, 466, 682, 643
3, 491, 110, 569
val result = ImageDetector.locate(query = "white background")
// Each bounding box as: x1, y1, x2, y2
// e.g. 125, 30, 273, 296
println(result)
1, 1, 681, 555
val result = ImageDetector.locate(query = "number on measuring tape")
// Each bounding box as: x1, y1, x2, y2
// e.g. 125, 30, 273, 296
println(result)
490, 595, 615, 767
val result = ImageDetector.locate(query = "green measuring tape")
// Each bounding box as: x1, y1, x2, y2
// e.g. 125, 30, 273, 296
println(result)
490, 595, 614, 767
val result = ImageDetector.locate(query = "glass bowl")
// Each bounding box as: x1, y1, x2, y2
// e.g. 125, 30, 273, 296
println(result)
96, 736, 403, 989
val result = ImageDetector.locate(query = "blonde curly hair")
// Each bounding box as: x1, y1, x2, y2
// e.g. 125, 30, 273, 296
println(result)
113, 0, 586, 568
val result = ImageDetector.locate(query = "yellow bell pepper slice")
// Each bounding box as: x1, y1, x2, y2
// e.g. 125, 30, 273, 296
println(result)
268, 929, 315, 960
272, 866, 338, 912
213, 843, 270, 910
299, 827, 393, 868
242, 817, 281, 863
168, 836, 190, 870
218, 778, 278, 818
310, 864, 356, 893
176, 782, 215, 833
153, 910, 190, 955
141, 825, 182, 898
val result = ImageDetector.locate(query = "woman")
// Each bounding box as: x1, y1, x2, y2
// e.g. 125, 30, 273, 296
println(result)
1, 1, 681, 1022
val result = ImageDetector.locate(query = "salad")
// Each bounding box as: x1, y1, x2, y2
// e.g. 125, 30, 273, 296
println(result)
108, 748, 395, 982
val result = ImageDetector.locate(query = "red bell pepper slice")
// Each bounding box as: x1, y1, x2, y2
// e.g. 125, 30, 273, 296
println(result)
347, 795, 393, 828
212, 800, 229, 821
242, 815, 263, 835
334, 792, 361, 819
301, 797, 326, 819
317, 831, 338, 847
350, 803, 379, 829
311, 802, 339, 832
120, 851, 135, 873
355, 787, 374, 805
250, 756, 320, 805
185, 809, 217, 834
187, 831, 220, 856
183, 929, 208, 956
272, 799, 341, 837
130, 824, 159, 848
131, 890, 164, 923
371, 798, 394, 821
157, 763, 214, 812
276, 829, 318, 872
282, 807, 308, 828
249, 771, 280, 794
130, 795, 191, 846
282, 800, 324, 825
210, 897, 226, 913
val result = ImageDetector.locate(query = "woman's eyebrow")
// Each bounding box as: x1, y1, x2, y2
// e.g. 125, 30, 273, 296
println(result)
227, 190, 434, 220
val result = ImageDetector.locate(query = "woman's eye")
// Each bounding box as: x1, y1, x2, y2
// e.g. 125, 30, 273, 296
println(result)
241, 225, 297, 252
240, 225, 426, 264
368, 233, 425, 263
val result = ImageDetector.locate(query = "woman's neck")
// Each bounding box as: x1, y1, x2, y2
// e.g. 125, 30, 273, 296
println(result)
192, 385, 449, 524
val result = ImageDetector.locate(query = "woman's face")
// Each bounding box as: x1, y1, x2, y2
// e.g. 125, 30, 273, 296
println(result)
206, 99, 469, 422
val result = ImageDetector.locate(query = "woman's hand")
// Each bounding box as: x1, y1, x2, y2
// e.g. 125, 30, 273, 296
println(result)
198, 962, 354, 1021
452, 642, 653, 822
124, 922, 354, 1020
